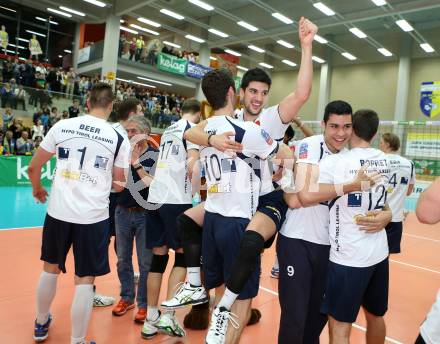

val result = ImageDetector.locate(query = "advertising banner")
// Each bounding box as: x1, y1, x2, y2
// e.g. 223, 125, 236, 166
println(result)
186, 61, 212, 79
420, 81, 440, 118
78, 46, 91, 64
157, 53, 187, 75
0, 156, 56, 186
405, 132, 440, 158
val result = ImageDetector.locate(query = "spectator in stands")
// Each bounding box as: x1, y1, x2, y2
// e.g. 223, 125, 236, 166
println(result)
119, 33, 126, 58
2, 57, 13, 81
61, 110, 69, 120
15, 84, 27, 111
66, 68, 76, 97
12, 58, 22, 82
2, 130, 15, 155
146, 39, 159, 66
16, 130, 33, 155
22, 60, 36, 87
46, 67, 58, 93
32, 119, 44, 140
33, 135, 42, 152
129, 37, 136, 61
49, 107, 60, 127
135, 36, 145, 62
2, 107, 13, 131
69, 99, 80, 118
1, 83, 15, 108
40, 110, 50, 131
33, 111, 42, 126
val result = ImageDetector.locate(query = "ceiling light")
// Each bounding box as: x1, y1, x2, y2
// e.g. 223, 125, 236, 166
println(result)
282, 59, 297, 67
225, 49, 241, 56
58, 55, 63, 58
237, 65, 248, 71
396, 19, 413, 32
47, 8, 72, 18
130, 24, 159, 36
59, 6, 85, 16
341, 52, 357, 60
259, 62, 273, 69
160, 9, 184, 20
138, 17, 161, 27
26, 30, 46, 37
8, 44, 26, 50
19, 57, 26, 61
188, 0, 214, 11
313, 2, 336, 16
137, 76, 172, 86
6, 50, 19, 55
208, 28, 229, 38
83, 0, 107, 7
132, 81, 156, 88
312, 56, 325, 63
18, 38, 30, 43
272, 12, 293, 25
64, 49, 72, 53
120, 19, 125, 23
185, 34, 205, 43
120, 26, 138, 34
116, 78, 130, 82
377, 48, 392, 56
248, 45, 265, 53
36, 17, 59, 25
0, 6, 16, 12
277, 40, 294, 49
237, 21, 258, 32
349, 27, 367, 38
420, 43, 435, 53
371, 0, 387, 6
209, 56, 217, 60
314, 34, 328, 44
163, 41, 181, 49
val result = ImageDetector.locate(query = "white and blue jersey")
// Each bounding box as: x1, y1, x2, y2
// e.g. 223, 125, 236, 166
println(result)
201, 115, 278, 220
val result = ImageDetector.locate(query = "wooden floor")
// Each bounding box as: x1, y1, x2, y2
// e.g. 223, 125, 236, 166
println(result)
0, 213, 439, 344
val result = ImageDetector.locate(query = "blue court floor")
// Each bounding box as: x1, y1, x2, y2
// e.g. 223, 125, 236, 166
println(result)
0, 187, 49, 230
0, 186, 418, 230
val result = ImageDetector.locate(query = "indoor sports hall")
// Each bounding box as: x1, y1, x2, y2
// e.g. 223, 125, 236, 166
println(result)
0, 0, 439, 343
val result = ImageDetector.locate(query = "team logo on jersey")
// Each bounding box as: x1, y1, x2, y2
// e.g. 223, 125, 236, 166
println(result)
255, 119, 261, 126
58, 147, 70, 160
171, 145, 180, 155
401, 176, 409, 185
347, 193, 362, 207
261, 129, 273, 145
94, 156, 109, 170
221, 158, 237, 172
299, 143, 308, 159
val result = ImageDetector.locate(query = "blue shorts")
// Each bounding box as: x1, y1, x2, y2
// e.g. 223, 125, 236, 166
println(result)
385, 221, 402, 254
145, 203, 191, 250
202, 211, 260, 300
321, 258, 389, 323
41, 214, 110, 277
277, 235, 330, 344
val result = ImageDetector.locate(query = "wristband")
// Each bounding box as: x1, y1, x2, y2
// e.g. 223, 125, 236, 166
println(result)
133, 164, 143, 171
207, 134, 214, 147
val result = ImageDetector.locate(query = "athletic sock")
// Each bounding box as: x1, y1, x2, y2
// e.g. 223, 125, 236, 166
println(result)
147, 307, 160, 322
187, 267, 202, 287
71, 284, 94, 344
217, 288, 239, 311
36, 271, 58, 324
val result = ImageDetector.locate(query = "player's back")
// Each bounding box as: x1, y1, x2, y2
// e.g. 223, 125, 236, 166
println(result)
41, 115, 128, 224
148, 118, 196, 204
386, 154, 415, 222
201, 115, 277, 219
319, 147, 392, 267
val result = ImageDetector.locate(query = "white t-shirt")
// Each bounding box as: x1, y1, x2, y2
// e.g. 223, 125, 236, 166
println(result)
148, 119, 198, 204
280, 134, 335, 245
421, 289, 440, 344
318, 147, 391, 267
111, 122, 128, 138
202, 115, 278, 219
40, 115, 130, 224
386, 154, 416, 222
235, 105, 289, 195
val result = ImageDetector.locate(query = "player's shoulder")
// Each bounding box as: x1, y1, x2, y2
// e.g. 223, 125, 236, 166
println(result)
300, 134, 324, 146
261, 105, 279, 116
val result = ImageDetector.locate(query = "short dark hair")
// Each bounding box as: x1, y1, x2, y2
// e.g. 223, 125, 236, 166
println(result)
89, 82, 114, 109
353, 109, 379, 142
284, 125, 295, 141
323, 100, 353, 123
202, 69, 235, 110
116, 97, 140, 121
241, 68, 272, 90
382, 132, 400, 151
181, 99, 201, 115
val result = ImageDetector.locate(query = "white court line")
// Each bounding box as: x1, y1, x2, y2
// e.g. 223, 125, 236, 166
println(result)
258, 286, 403, 344
0, 226, 41, 231
404, 233, 440, 244
390, 259, 440, 275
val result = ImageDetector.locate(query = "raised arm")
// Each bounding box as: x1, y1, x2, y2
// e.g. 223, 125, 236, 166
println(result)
278, 17, 316, 124
416, 177, 440, 224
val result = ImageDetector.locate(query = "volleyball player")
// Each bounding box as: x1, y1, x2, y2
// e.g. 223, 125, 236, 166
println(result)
29, 83, 130, 343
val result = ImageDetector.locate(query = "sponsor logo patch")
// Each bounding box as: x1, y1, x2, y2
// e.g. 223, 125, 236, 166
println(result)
299, 143, 308, 159
261, 129, 273, 145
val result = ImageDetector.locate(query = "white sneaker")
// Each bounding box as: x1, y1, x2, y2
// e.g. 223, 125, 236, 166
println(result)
134, 272, 140, 285
141, 313, 161, 340
161, 282, 209, 309
93, 294, 115, 307
155, 312, 186, 337
205, 307, 239, 344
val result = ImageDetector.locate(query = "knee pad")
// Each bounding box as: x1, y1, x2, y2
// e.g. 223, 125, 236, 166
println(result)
173, 252, 186, 268
177, 214, 202, 245
239, 231, 265, 263
150, 254, 169, 273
